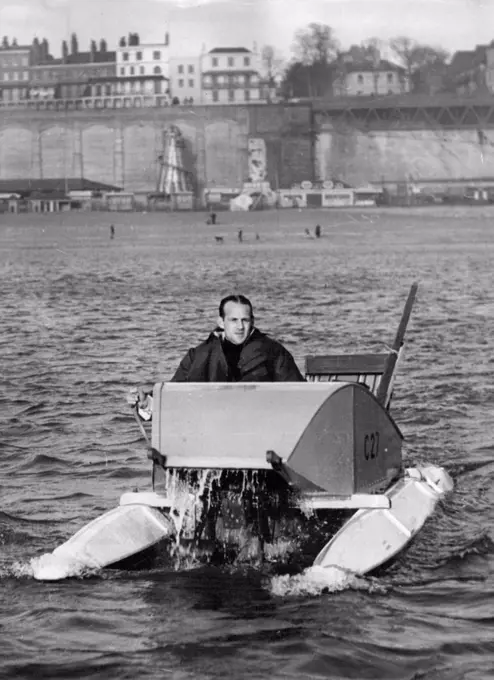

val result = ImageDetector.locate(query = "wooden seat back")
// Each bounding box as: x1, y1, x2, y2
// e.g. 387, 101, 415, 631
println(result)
305, 353, 389, 397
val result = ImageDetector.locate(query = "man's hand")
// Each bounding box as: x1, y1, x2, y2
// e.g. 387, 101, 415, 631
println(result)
126, 387, 148, 408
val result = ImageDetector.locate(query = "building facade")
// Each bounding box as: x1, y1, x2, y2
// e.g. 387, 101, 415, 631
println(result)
116, 34, 170, 95
333, 58, 408, 97
200, 47, 263, 104
29, 51, 116, 100
448, 44, 494, 95
169, 56, 201, 104
0, 43, 31, 103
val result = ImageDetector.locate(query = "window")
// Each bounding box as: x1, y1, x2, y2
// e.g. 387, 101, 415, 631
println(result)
188, 64, 194, 73
244, 89, 250, 101
23, 71, 28, 81
123, 52, 129, 61
153, 50, 161, 60
212, 90, 218, 102
387, 72, 393, 83
357, 74, 363, 84
188, 79, 194, 87
228, 88, 234, 101
130, 66, 135, 75
245, 74, 251, 86
388, 89, 393, 94
140, 66, 145, 75
178, 64, 184, 74
22, 56, 28, 66
178, 79, 184, 87
228, 57, 234, 67
136, 51, 142, 61
244, 57, 250, 67
154, 66, 162, 74
212, 57, 218, 67
120, 67, 125, 75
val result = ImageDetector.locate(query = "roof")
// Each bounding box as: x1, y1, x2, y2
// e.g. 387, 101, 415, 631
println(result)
449, 46, 485, 76
209, 47, 251, 54
0, 178, 122, 195
0, 45, 31, 52
342, 59, 406, 73
29, 191, 71, 201
35, 51, 116, 66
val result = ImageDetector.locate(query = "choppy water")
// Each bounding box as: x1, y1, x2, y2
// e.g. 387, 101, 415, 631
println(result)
1, 208, 493, 680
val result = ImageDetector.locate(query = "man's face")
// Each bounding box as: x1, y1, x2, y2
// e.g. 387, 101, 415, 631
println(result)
218, 302, 253, 345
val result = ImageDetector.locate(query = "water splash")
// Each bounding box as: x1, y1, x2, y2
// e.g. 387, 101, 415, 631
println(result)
18, 555, 97, 581
269, 565, 362, 597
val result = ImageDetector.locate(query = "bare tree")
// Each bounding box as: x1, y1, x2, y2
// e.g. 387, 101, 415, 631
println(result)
293, 22, 339, 65
290, 23, 339, 98
261, 45, 284, 81
390, 35, 448, 83
261, 44, 284, 99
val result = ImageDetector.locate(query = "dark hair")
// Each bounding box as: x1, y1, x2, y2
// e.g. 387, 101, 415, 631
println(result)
219, 294, 253, 319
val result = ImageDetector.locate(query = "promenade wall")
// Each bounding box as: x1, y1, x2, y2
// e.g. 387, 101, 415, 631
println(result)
2, 102, 494, 197
0, 105, 313, 197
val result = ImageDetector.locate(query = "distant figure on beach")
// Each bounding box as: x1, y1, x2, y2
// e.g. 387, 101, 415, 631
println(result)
110, 224, 115, 240
207, 212, 217, 225
238, 229, 243, 243
304, 228, 314, 239
255, 233, 260, 241
315, 224, 321, 238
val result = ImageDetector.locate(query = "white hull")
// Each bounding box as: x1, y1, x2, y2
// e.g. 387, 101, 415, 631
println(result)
33, 466, 452, 581
313, 465, 453, 574
33, 496, 173, 581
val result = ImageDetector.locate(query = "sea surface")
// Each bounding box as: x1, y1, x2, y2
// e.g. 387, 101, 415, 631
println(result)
1, 207, 493, 680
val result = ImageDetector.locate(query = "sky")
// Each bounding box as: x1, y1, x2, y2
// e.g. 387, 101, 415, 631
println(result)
0, 0, 493, 61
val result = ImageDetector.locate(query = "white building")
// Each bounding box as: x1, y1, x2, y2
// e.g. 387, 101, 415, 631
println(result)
200, 46, 263, 104
333, 57, 408, 97
115, 33, 170, 96
169, 56, 201, 104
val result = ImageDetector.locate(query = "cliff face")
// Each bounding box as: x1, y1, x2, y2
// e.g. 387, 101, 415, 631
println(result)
315, 124, 494, 186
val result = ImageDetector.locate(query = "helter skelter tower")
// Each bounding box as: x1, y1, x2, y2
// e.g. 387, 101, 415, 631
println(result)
156, 125, 194, 209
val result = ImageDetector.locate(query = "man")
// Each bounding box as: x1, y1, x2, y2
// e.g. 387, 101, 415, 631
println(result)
128, 294, 304, 413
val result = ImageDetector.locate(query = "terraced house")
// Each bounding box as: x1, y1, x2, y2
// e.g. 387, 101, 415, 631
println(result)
0, 40, 31, 104
201, 46, 263, 104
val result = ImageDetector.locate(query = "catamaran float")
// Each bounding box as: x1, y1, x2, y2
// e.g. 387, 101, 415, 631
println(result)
33, 283, 454, 581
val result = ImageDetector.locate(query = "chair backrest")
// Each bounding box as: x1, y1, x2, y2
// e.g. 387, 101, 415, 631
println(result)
305, 353, 389, 397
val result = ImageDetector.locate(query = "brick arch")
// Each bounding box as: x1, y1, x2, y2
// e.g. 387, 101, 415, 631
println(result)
39, 125, 71, 178
0, 126, 34, 179
81, 123, 115, 185
204, 119, 244, 188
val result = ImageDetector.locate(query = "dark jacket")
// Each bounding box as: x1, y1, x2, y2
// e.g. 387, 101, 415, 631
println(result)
171, 328, 305, 382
